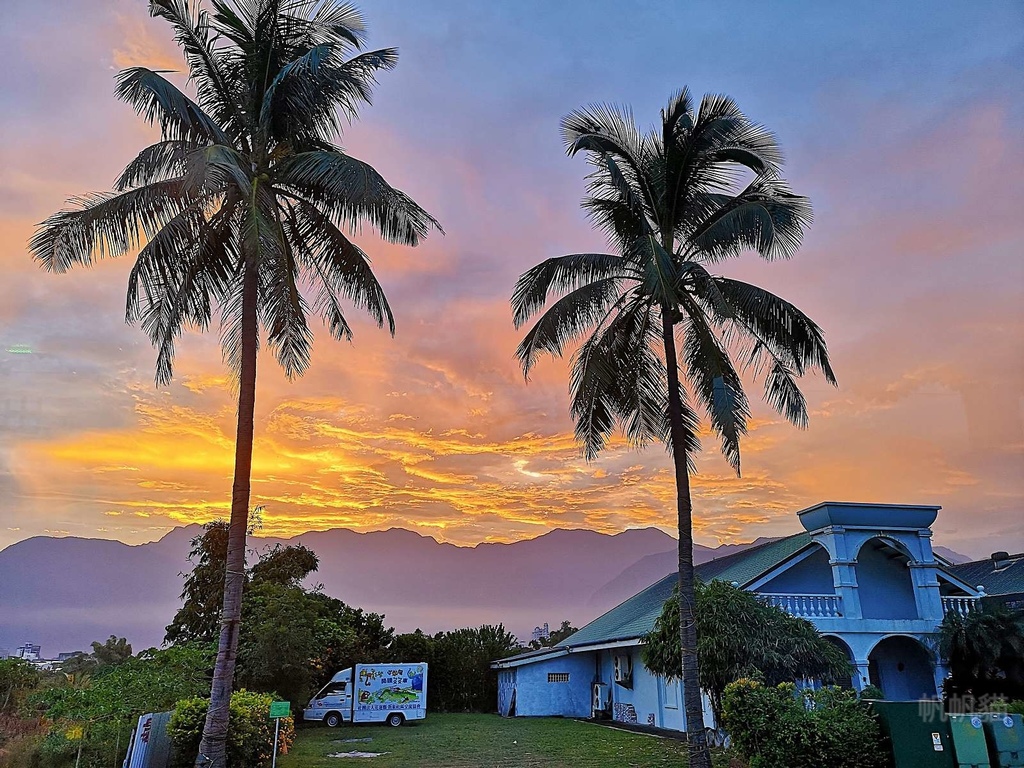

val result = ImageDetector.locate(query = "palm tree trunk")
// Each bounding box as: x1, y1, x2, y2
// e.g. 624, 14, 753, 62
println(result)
195, 260, 259, 768
661, 308, 711, 768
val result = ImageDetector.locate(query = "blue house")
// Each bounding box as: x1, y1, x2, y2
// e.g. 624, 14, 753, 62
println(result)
494, 501, 1009, 730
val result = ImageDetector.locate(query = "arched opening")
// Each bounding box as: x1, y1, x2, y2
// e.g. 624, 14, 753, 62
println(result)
857, 537, 918, 619
868, 636, 935, 700
822, 635, 856, 689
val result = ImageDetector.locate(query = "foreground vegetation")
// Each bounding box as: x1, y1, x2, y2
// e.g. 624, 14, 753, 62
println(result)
280, 713, 734, 768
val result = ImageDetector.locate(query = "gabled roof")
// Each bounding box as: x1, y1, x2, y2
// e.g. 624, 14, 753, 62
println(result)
551, 532, 814, 651
694, 532, 812, 588
946, 553, 1024, 597
558, 571, 679, 648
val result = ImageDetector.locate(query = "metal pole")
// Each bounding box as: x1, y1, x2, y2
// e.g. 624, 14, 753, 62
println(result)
271, 716, 280, 768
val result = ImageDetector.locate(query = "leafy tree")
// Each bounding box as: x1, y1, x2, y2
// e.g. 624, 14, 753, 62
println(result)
166, 522, 233, 645
31, 643, 214, 768
512, 90, 833, 767
529, 620, 579, 649
940, 602, 1024, 703
168, 521, 393, 708
389, 630, 434, 664
30, 1, 438, 763
91, 636, 133, 668
0, 658, 40, 714
642, 581, 851, 722
428, 625, 520, 713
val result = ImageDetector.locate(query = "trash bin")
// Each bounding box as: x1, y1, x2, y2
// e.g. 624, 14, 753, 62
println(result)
984, 713, 1024, 767
869, 700, 954, 768
949, 714, 991, 768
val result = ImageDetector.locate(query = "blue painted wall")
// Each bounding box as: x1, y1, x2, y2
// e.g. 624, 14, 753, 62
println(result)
509, 653, 595, 717
758, 546, 836, 594
857, 540, 918, 620
869, 636, 936, 699
596, 649, 667, 728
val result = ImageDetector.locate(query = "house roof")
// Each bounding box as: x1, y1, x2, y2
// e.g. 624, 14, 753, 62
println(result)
945, 553, 1024, 597
693, 532, 812, 588
552, 532, 814, 651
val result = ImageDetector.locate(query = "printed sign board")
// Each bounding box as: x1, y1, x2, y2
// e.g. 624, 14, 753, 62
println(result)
269, 701, 290, 719
354, 664, 427, 715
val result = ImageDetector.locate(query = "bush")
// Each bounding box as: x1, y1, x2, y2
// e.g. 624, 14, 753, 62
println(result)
167, 690, 294, 768
858, 684, 885, 700
722, 679, 886, 768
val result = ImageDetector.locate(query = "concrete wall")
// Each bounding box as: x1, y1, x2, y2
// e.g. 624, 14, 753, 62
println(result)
758, 546, 836, 594
857, 540, 918, 620
509, 653, 595, 717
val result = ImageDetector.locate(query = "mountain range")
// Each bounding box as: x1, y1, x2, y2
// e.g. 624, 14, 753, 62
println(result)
0, 526, 971, 658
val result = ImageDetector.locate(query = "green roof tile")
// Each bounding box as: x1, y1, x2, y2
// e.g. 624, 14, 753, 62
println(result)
559, 532, 814, 649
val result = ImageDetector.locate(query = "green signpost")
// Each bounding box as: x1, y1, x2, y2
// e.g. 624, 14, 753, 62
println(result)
269, 701, 290, 768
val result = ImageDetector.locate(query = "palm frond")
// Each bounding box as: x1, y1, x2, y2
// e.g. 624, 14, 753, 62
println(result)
511, 252, 631, 328
681, 304, 750, 473
115, 67, 229, 145
516, 278, 625, 377
277, 151, 440, 245
286, 199, 395, 336
715, 277, 836, 385
30, 180, 196, 272
689, 178, 812, 262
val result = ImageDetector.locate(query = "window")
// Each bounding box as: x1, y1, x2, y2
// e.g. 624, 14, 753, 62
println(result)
547, 673, 570, 683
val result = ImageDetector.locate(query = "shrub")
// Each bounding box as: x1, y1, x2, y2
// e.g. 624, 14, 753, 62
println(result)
858, 684, 885, 700
167, 690, 294, 768
722, 679, 886, 768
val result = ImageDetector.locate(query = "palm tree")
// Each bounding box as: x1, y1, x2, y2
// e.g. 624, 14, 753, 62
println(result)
29, 2, 438, 764
512, 90, 835, 768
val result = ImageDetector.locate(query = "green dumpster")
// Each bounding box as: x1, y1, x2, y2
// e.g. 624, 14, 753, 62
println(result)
950, 714, 991, 768
869, 700, 954, 768
984, 713, 1024, 767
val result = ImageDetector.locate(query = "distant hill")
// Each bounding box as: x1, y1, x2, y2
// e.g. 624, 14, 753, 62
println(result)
0, 526, 971, 657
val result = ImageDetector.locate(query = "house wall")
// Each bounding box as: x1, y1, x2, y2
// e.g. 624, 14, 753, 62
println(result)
857, 542, 918, 620
509, 653, 595, 717
595, 648, 668, 728
757, 546, 835, 594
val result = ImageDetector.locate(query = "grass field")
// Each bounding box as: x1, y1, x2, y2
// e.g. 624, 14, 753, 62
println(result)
279, 713, 735, 767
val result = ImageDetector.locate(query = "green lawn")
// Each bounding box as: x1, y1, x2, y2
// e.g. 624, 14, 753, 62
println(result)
280, 713, 735, 767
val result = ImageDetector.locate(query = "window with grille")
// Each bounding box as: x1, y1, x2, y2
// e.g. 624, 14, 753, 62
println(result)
547, 673, 570, 683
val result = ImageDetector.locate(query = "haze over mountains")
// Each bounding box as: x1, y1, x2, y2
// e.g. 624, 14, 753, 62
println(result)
0, 526, 971, 657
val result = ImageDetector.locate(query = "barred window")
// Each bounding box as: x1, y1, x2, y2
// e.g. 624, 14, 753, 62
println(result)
547, 673, 570, 683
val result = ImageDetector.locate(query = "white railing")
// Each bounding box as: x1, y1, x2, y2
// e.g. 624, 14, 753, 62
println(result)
760, 593, 843, 618
942, 596, 980, 618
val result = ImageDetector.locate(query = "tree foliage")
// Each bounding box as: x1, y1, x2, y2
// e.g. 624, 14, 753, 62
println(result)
388, 625, 521, 713
166, 521, 394, 709
642, 581, 851, 720
29, 643, 214, 768
940, 602, 1024, 703
30, 1, 439, 761
512, 89, 833, 768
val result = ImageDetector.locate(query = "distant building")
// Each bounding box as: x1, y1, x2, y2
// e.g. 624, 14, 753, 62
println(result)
531, 623, 550, 644
57, 652, 85, 662
495, 501, 1017, 730
14, 643, 41, 661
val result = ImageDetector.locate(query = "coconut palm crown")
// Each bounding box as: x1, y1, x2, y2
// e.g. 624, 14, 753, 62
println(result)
512, 89, 836, 768
29, 2, 439, 765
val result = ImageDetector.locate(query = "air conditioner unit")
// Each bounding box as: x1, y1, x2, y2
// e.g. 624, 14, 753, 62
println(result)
613, 654, 633, 684
592, 682, 609, 714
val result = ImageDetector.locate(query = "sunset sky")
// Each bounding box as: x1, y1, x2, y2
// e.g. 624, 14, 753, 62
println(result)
0, 0, 1021, 559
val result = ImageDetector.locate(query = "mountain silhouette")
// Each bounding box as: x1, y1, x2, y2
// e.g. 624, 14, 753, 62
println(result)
0, 526, 970, 657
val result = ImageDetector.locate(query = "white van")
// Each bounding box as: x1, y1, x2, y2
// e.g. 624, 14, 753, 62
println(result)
304, 663, 428, 727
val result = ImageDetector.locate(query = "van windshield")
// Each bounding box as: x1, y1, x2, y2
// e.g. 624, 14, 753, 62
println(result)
316, 681, 347, 699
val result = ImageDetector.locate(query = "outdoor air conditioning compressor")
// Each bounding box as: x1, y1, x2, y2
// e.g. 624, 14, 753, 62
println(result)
592, 682, 609, 716
613, 654, 633, 685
